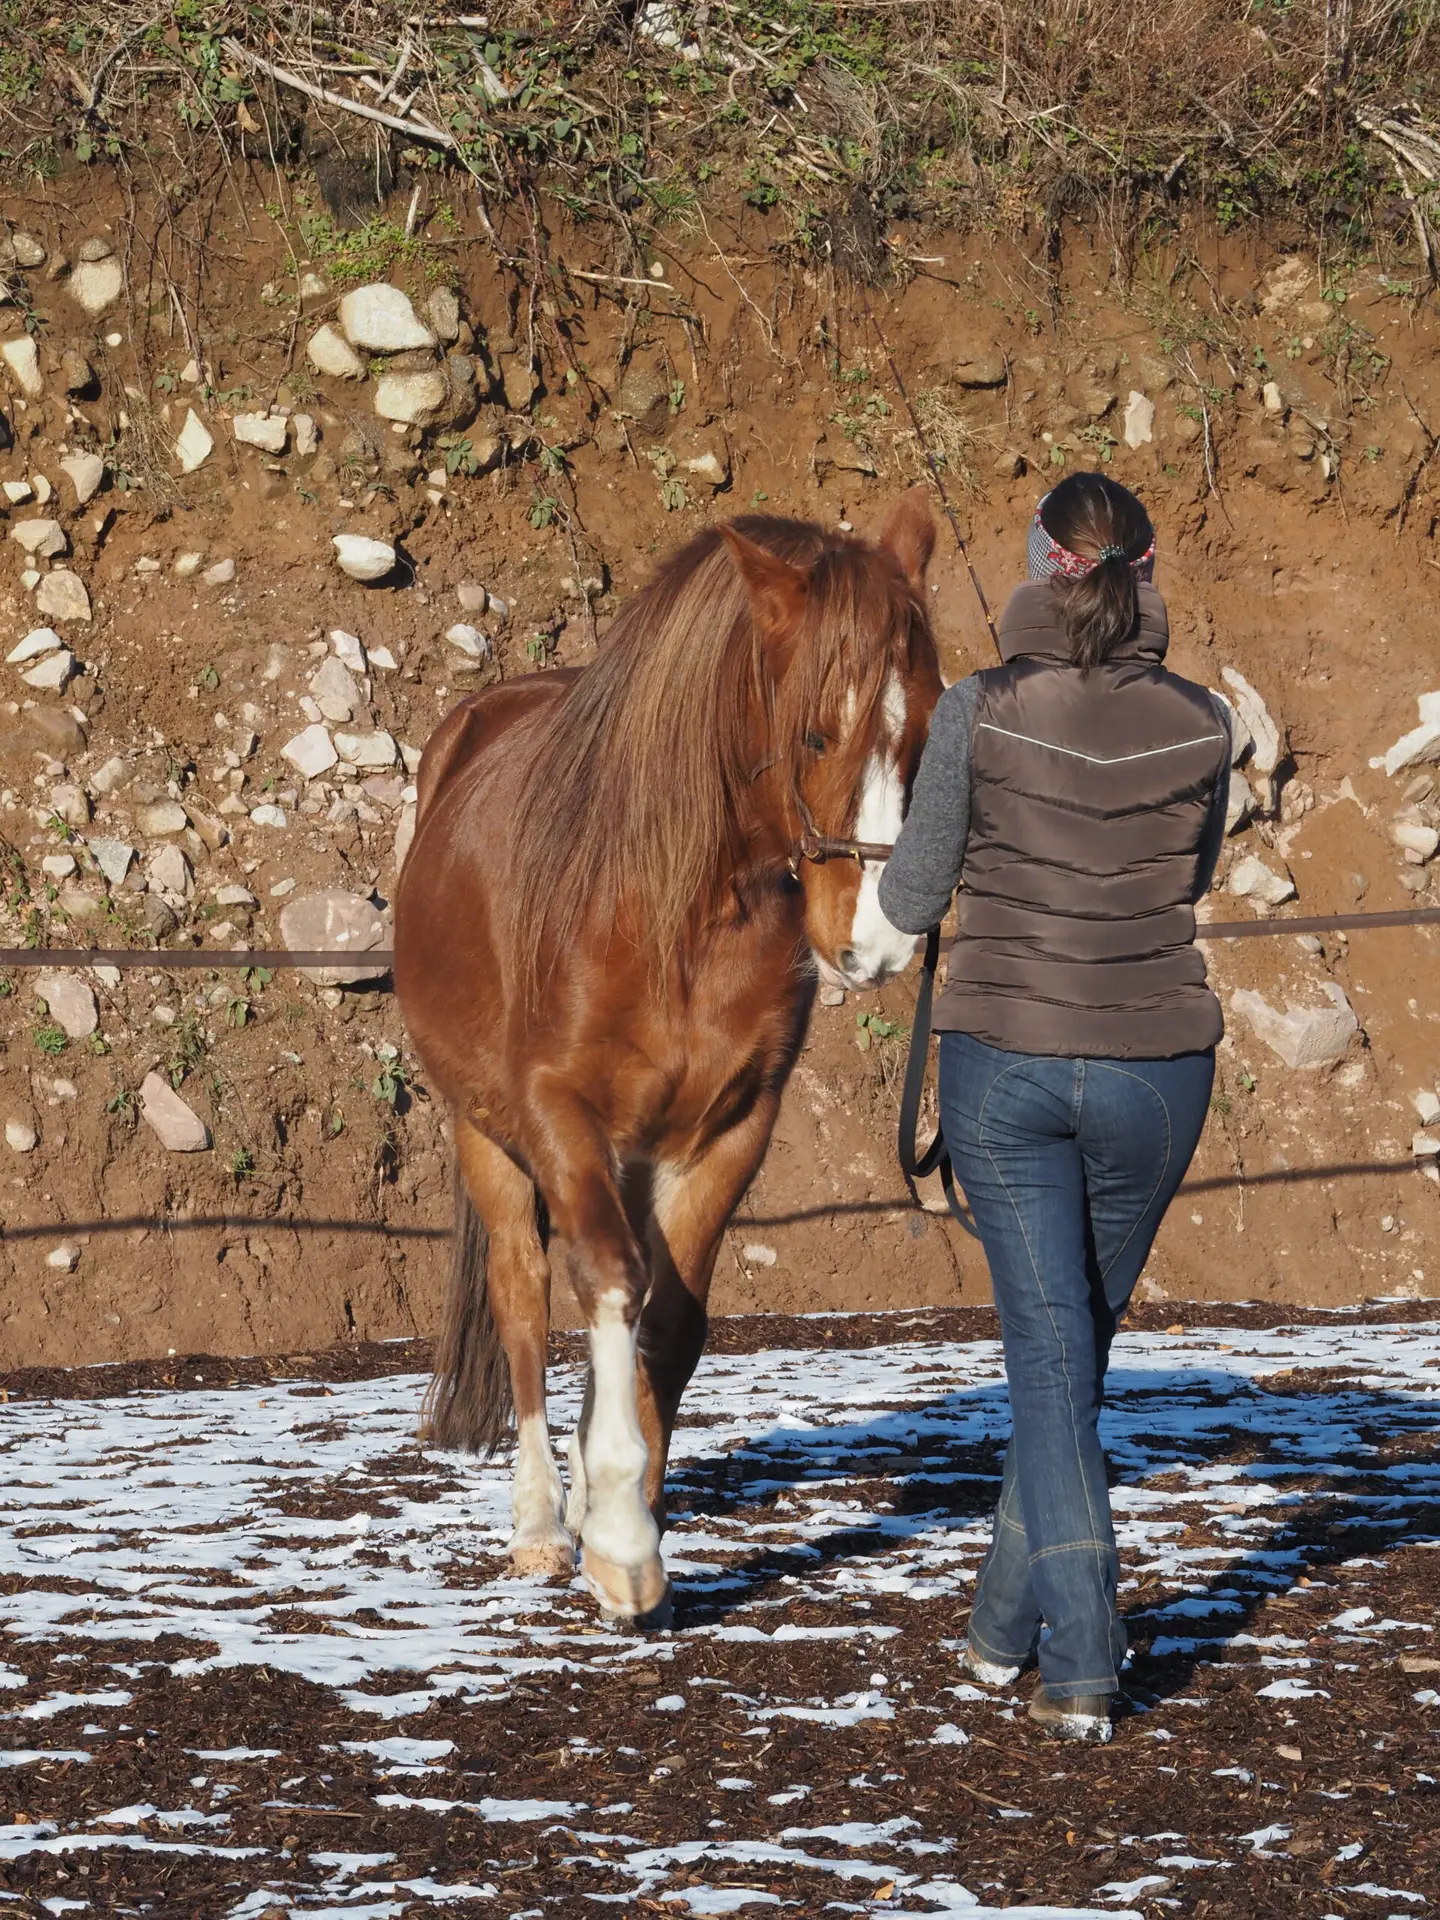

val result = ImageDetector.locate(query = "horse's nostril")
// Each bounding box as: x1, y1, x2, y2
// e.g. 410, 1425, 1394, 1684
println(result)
838, 949, 860, 975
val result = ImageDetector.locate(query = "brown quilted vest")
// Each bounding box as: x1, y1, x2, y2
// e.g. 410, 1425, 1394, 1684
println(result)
934, 581, 1229, 1059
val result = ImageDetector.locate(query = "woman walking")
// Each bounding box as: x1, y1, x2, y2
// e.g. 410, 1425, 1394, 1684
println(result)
879, 472, 1231, 1744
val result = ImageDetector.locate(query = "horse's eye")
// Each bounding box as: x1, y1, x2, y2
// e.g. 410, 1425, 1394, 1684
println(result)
804, 730, 827, 755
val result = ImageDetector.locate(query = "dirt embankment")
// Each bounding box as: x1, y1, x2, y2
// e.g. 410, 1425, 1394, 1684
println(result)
0, 161, 1438, 1368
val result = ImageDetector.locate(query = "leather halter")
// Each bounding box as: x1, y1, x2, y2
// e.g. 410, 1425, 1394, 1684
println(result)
788, 790, 894, 873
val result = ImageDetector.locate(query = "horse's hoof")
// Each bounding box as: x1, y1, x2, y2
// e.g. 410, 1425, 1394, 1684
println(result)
510, 1539, 576, 1581
580, 1546, 672, 1630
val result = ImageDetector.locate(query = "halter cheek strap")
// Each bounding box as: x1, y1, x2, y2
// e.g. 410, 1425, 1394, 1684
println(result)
1027, 499, 1156, 583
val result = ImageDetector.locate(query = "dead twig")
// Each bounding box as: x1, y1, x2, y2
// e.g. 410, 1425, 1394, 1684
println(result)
220, 37, 456, 151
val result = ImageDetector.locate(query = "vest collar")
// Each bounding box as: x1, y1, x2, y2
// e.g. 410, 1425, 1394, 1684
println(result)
996, 581, 1170, 667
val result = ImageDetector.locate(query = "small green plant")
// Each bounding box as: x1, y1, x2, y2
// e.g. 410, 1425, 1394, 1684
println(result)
107, 1089, 134, 1115
197, 665, 220, 693
750, 489, 770, 507
89, 1033, 110, 1056
668, 377, 686, 415
228, 1147, 255, 1177
1210, 1093, 1231, 1116
242, 966, 273, 992
1239, 1071, 1257, 1093
45, 813, 76, 843
660, 476, 688, 511
441, 435, 480, 476
369, 1049, 407, 1108
226, 994, 252, 1029
855, 1010, 905, 1052
34, 1024, 67, 1057
529, 494, 558, 530
525, 632, 552, 665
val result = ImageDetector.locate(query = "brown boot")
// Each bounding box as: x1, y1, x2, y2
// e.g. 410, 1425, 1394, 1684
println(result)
1027, 1674, 1114, 1744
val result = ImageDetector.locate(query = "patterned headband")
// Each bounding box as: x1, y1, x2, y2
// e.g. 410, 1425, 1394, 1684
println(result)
1027, 497, 1156, 584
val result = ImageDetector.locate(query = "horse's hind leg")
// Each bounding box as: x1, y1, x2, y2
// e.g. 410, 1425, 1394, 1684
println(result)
455, 1117, 572, 1579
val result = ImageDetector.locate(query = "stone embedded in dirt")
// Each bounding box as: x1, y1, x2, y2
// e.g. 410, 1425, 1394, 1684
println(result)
1226, 767, 1256, 836
78, 236, 113, 262
330, 629, 366, 669
40, 852, 76, 879
59, 451, 105, 506
368, 645, 398, 671
173, 551, 204, 578
339, 284, 435, 354
1262, 380, 1286, 416
5, 1116, 37, 1153
373, 370, 448, 426
202, 557, 236, 587
68, 253, 124, 314
137, 801, 188, 836
6, 626, 62, 665
11, 517, 67, 558
21, 649, 76, 692
394, 801, 416, 870
184, 802, 228, 853
1260, 256, 1312, 312
48, 783, 90, 827
1394, 816, 1440, 862
250, 803, 287, 828
335, 728, 398, 770
293, 413, 319, 457
953, 348, 1007, 388
216, 884, 256, 909
306, 325, 365, 380
299, 270, 328, 302
7, 232, 45, 268
1227, 852, 1296, 908
146, 843, 192, 902
35, 569, 91, 623
1122, 391, 1155, 449
232, 411, 289, 454
87, 837, 134, 886
1220, 665, 1283, 808
1, 335, 43, 399
444, 622, 490, 660
1231, 982, 1358, 1069
46, 1241, 81, 1271
1415, 1089, 1440, 1126
333, 534, 396, 582
139, 1071, 210, 1152
308, 655, 362, 722
684, 451, 728, 489
2, 478, 31, 503
1378, 691, 1440, 776
140, 893, 177, 939
90, 756, 128, 796
60, 348, 94, 394
282, 723, 338, 780
279, 886, 390, 984
34, 972, 97, 1040
176, 408, 214, 473
428, 286, 462, 343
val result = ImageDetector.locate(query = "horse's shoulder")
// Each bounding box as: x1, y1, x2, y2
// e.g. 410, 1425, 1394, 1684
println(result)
415, 673, 578, 822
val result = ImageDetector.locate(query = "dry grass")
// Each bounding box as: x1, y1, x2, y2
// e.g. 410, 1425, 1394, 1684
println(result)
0, 2, 1436, 272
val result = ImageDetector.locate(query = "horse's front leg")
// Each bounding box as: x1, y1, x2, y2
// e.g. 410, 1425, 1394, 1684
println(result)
532, 1084, 668, 1626
639, 1094, 781, 1527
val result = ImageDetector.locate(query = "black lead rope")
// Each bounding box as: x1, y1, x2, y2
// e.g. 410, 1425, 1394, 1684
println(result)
895, 926, 979, 1238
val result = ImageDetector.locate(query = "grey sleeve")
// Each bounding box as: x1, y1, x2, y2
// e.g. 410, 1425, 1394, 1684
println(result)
1192, 696, 1233, 904
876, 676, 979, 934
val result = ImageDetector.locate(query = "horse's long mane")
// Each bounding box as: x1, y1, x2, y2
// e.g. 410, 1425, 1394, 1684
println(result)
509, 514, 913, 990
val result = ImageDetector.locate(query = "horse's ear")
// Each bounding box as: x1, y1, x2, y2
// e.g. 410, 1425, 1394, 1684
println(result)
720, 525, 810, 661
880, 485, 936, 589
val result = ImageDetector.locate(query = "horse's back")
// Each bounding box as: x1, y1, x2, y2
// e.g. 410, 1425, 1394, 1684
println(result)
414, 672, 580, 826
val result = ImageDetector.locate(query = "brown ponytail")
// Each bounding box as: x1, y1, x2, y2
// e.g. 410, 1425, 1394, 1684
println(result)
1039, 473, 1154, 671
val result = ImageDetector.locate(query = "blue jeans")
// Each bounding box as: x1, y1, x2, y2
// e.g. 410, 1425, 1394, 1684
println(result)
938, 1030, 1213, 1698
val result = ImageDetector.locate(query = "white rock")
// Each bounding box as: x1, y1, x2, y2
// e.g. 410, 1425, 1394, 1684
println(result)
293, 413, 319, 457
306, 325, 366, 380
335, 729, 397, 769
683, 451, 729, 488
399, 742, 423, 775
8, 233, 44, 268
34, 972, 97, 1039
1418, 690, 1440, 726
1122, 390, 1155, 448
279, 887, 390, 984
47, 1242, 81, 1272
139, 1071, 210, 1152
35, 571, 90, 623
11, 518, 67, 558
444, 622, 490, 660
47, 784, 89, 827
1, 335, 42, 398
173, 551, 204, 578
1413, 1131, 1440, 1160
21, 650, 76, 692
146, 843, 191, 900
330, 628, 366, 669
40, 853, 76, 879
232, 411, 289, 454
175, 408, 214, 473
6, 627, 62, 665
741, 1242, 778, 1267
299, 271, 328, 301
1262, 380, 1286, 415
309, 655, 362, 721
1230, 983, 1358, 1069
90, 757, 128, 796
137, 801, 188, 836
5, 1117, 37, 1153
87, 837, 134, 885
1414, 1090, 1440, 1127
427, 286, 462, 342
2, 479, 31, 503
394, 800, 416, 870
1225, 767, 1255, 836
67, 255, 124, 315
1393, 818, 1440, 862
30, 473, 51, 505
368, 646, 398, 671
1382, 721, 1440, 777
1227, 853, 1296, 908
333, 535, 395, 582
282, 723, 338, 779
60, 452, 105, 506
250, 803, 287, 828
373, 369, 448, 426
202, 557, 236, 587
215, 884, 256, 908
338, 284, 435, 353
1220, 666, 1282, 809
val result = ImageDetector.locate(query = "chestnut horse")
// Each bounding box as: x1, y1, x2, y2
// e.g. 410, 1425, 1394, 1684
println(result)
393, 491, 941, 1625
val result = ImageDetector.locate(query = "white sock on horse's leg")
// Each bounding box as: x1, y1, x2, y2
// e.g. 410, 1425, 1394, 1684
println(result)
564, 1424, 588, 1536
507, 1412, 571, 1576
578, 1296, 666, 1615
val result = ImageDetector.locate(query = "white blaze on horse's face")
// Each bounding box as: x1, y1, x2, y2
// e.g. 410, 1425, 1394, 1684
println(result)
815, 675, 918, 992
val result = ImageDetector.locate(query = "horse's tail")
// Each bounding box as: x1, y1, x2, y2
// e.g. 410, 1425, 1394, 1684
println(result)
419, 1172, 513, 1454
